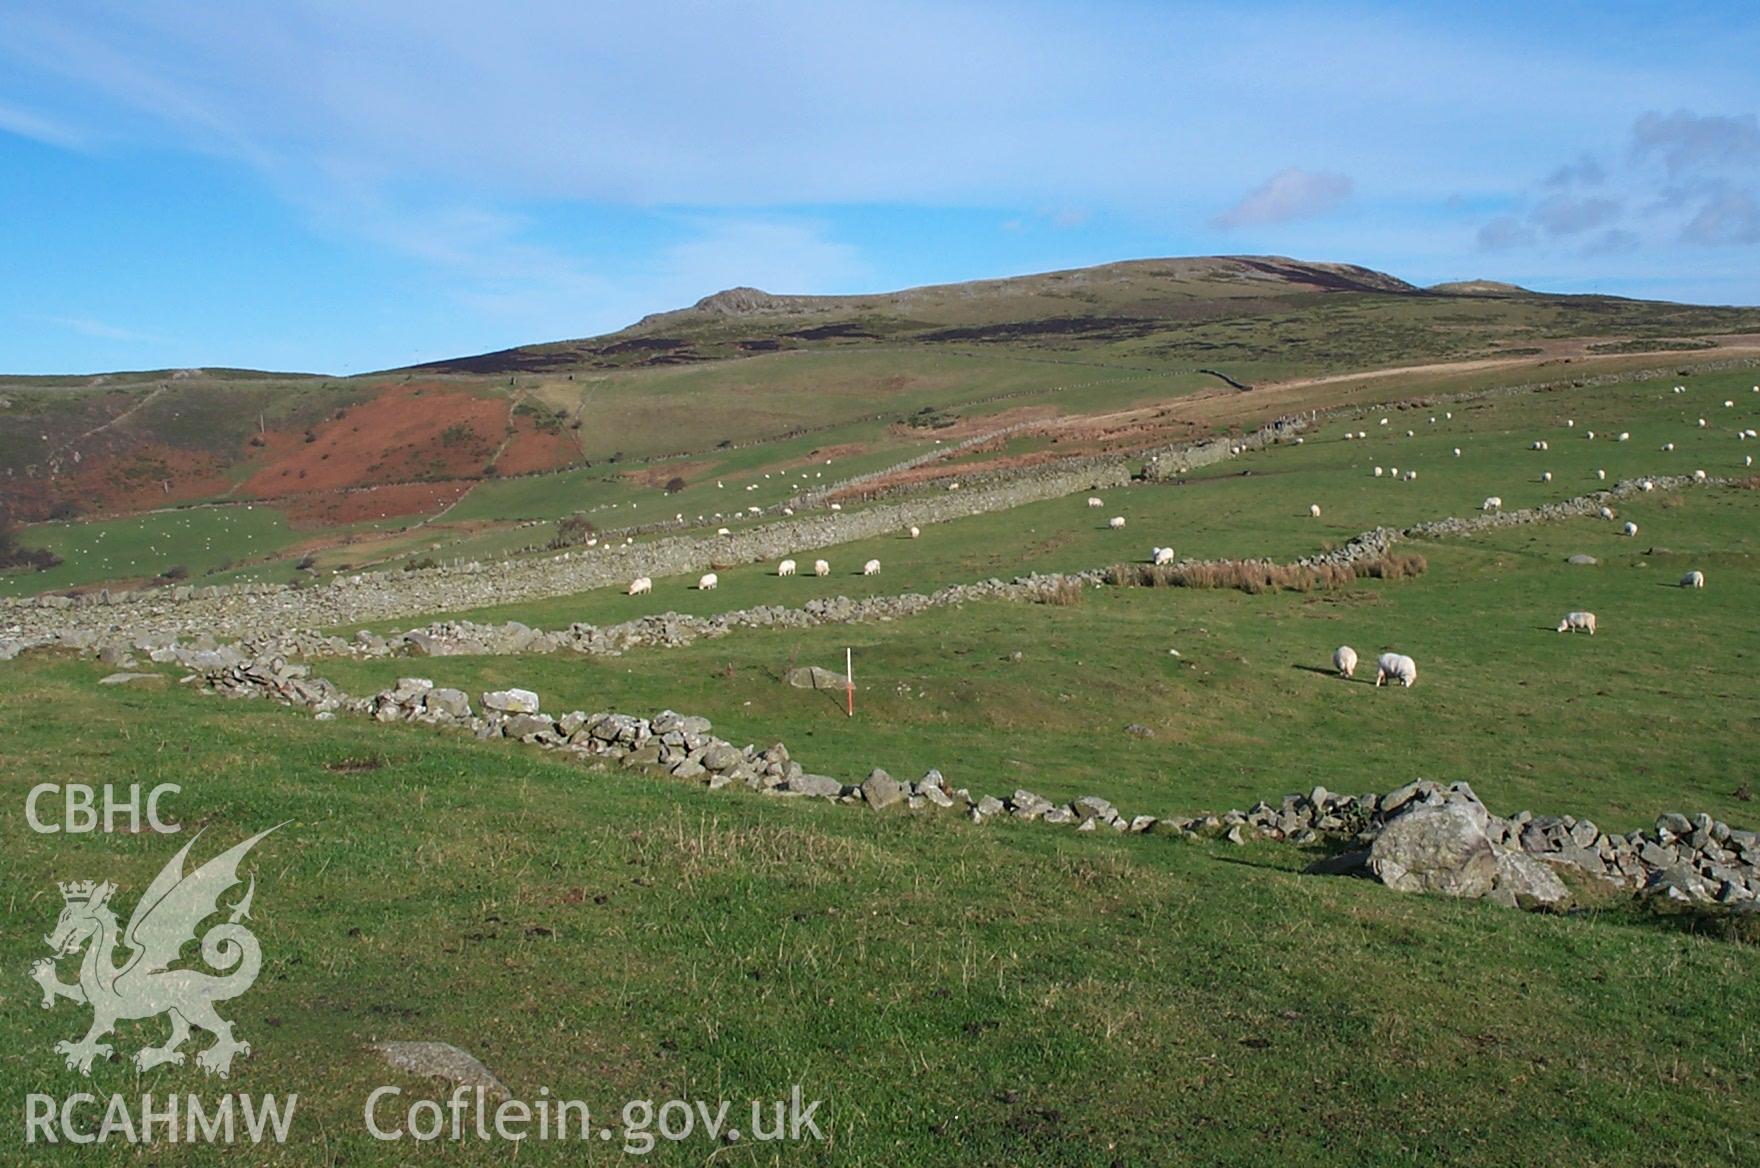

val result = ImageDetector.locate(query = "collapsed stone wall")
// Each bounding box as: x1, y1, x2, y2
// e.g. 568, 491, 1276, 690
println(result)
0, 417, 1306, 644
191, 661, 1760, 918
3, 472, 1718, 668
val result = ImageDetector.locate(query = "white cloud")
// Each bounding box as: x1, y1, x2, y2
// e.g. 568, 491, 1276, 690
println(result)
1212, 169, 1354, 230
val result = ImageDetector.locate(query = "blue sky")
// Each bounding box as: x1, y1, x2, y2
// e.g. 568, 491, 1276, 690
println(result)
1, 1, 1757, 374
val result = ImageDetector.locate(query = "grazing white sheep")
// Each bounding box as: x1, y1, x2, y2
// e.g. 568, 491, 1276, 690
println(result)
1406, 429, 1415, 437
1379, 418, 1389, 426
1623, 521, 1639, 536
628, 576, 652, 596
1585, 430, 1595, 440
1309, 503, 1322, 517
1333, 645, 1358, 679
909, 525, 921, 539
717, 527, 731, 536
1747, 455, 1755, 467
1640, 480, 1655, 491
1618, 432, 1630, 442
1374, 466, 1385, 478
1404, 470, 1417, 481
1374, 652, 1418, 688
1151, 546, 1176, 566
1662, 442, 1676, 451
1531, 440, 1548, 451
1698, 418, 1708, 428
1445, 412, 1453, 420
1597, 468, 1607, 480
1389, 466, 1400, 478
1725, 400, 1736, 408
1453, 447, 1462, 457
862, 559, 881, 576
830, 503, 843, 511
1482, 496, 1503, 511
1599, 506, 1616, 520
1088, 496, 1104, 507
1681, 570, 1705, 589
1109, 516, 1126, 529
814, 559, 830, 577
1557, 611, 1596, 635
1541, 471, 1553, 482
1566, 419, 1575, 427
1357, 430, 1367, 439
1343, 432, 1354, 441
698, 572, 719, 591
778, 559, 797, 577
1694, 469, 1708, 482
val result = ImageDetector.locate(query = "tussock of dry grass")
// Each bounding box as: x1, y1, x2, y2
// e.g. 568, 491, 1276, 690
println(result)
1106, 552, 1426, 593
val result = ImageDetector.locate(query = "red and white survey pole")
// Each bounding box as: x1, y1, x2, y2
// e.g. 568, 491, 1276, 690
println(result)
845, 647, 855, 717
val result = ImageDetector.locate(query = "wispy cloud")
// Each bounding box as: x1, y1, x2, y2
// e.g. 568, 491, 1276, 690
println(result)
0, 99, 85, 148
1212, 169, 1353, 230
33, 315, 165, 344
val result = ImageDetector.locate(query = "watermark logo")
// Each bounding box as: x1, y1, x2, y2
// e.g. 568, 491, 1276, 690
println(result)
30, 826, 281, 1078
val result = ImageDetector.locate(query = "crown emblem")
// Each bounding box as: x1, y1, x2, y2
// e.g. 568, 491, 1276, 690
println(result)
58, 881, 101, 903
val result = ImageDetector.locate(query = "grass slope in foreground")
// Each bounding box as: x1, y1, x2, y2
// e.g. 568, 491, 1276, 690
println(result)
2, 654, 1757, 1166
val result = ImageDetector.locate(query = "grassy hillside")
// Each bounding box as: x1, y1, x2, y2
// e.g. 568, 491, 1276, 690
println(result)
5, 342, 1760, 1165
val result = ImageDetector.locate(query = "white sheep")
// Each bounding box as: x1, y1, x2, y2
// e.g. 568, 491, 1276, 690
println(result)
1452, 447, 1462, 457
1309, 503, 1322, 518
1640, 480, 1654, 491
1599, 506, 1616, 520
1343, 432, 1354, 441
698, 572, 719, 590
909, 525, 921, 539
1662, 442, 1676, 451
1596, 468, 1607, 480
1333, 645, 1358, 679
1541, 471, 1552, 482
778, 559, 797, 577
1681, 570, 1705, 589
1482, 496, 1503, 511
1585, 430, 1595, 440
1694, 469, 1707, 482
1623, 521, 1638, 537
628, 576, 652, 596
1618, 432, 1630, 442
1109, 516, 1126, 529
1151, 546, 1175, 566
1404, 470, 1417, 481
1406, 429, 1415, 437
1375, 652, 1417, 688
1531, 440, 1548, 451
1698, 418, 1708, 428
1566, 419, 1575, 427
717, 527, 731, 536
1374, 466, 1385, 478
830, 503, 843, 511
862, 559, 881, 576
814, 559, 830, 577
1557, 611, 1596, 635
1357, 430, 1367, 439
1389, 466, 1400, 478
1087, 497, 1104, 508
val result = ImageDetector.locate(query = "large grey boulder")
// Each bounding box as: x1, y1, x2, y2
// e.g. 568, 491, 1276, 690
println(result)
1368, 801, 1498, 898
424, 687, 472, 718
1490, 851, 1572, 910
482, 688, 540, 714
861, 769, 903, 810
785, 665, 848, 690
370, 1041, 507, 1099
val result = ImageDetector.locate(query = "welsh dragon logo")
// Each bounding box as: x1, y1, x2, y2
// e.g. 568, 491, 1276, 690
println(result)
30, 826, 282, 1078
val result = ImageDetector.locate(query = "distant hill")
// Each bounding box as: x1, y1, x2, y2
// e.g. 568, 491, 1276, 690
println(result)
4, 254, 1759, 531
1427, 280, 1533, 296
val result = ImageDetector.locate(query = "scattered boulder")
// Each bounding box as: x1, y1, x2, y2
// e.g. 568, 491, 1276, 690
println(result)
1368, 800, 1498, 898
369, 1041, 508, 1099
785, 665, 849, 690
